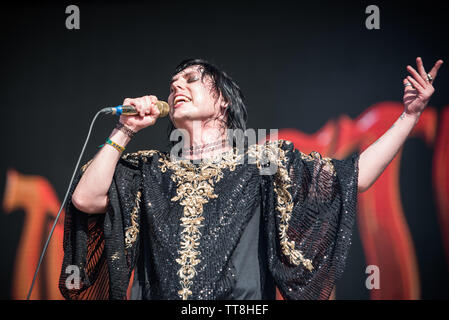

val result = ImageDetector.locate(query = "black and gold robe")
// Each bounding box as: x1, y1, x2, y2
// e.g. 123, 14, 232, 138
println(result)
59, 140, 359, 300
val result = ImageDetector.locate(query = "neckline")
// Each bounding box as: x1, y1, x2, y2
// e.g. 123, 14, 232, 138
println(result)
165, 147, 245, 167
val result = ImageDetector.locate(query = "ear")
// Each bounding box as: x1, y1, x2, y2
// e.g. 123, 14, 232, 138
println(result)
221, 101, 229, 109
220, 95, 229, 109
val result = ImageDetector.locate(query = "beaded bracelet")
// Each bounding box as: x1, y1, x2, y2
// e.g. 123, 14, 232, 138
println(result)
98, 138, 125, 153
115, 121, 137, 138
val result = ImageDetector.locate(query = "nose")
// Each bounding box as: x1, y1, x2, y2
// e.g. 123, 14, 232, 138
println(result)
169, 83, 184, 103
171, 80, 185, 92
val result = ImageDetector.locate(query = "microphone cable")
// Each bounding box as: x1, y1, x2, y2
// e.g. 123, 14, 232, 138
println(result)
26, 109, 104, 300
26, 101, 168, 299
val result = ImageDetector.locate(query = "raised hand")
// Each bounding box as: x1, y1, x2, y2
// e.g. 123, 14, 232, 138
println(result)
403, 57, 443, 117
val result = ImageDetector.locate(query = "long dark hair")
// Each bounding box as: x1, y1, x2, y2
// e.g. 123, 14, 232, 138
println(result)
167, 58, 248, 148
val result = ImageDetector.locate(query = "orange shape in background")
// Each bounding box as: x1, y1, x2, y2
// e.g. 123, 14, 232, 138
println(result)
3, 169, 64, 300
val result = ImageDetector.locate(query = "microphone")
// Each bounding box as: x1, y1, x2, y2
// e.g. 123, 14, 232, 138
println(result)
101, 101, 170, 117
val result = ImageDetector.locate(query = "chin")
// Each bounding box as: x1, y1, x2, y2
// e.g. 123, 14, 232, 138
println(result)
171, 109, 193, 127
172, 108, 190, 120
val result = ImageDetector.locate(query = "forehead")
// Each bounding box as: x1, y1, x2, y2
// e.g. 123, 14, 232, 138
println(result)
170, 65, 203, 83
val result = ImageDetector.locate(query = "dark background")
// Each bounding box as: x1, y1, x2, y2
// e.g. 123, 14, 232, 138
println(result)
0, 0, 448, 299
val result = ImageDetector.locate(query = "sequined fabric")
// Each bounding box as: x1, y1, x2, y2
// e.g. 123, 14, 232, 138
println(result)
59, 140, 359, 300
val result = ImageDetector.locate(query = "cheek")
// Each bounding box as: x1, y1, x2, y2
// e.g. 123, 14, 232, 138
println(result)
195, 87, 217, 107
167, 93, 173, 105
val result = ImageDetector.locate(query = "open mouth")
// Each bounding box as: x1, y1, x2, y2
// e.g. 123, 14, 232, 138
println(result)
173, 95, 192, 108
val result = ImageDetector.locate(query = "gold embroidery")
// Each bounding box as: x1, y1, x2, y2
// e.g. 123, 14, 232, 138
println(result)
81, 159, 94, 173
250, 140, 314, 271
80, 152, 150, 250
111, 252, 120, 261
158, 149, 242, 300
122, 149, 160, 164
81, 150, 159, 174
123, 143, 318, 294
125, 190, 141, 249
120, 152, 150, 249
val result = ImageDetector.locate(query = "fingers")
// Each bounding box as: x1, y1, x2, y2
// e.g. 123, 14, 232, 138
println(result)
143, 96, 152, 116
407, 64, 427, 88
428, 59, 444, 81
123, 95, 159, 117
413, 57, 444, 85
149, 96, 161, 118
416, 57, 428, 83
122, 97, 144, 117
403, 78, 415, 92
148, 95, 158, 105
122, 97, 133, 106
143, 96, 161, 118
406, 75, 424, 93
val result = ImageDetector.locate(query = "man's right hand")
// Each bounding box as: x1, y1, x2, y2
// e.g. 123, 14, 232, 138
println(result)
119, 95, 161, 132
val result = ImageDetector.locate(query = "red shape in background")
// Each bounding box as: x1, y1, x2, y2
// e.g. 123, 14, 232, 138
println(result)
273, 102, 439, 299
2, 102, 448, 300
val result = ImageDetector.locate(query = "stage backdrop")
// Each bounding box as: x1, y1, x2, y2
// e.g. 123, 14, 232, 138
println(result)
1, 1, 448, 299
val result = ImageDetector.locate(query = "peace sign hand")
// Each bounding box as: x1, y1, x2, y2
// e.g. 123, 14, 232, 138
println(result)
403, 57, 443, 117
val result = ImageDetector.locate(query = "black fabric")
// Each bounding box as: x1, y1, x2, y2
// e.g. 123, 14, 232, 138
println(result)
59, 140, 359, 300
131, 204, 269, 300
228, 204, 263, 300
59, 155, 142, 299
261, 142, 359, 299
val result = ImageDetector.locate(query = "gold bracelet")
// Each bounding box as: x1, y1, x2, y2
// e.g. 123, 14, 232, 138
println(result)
99, 138, 125, 153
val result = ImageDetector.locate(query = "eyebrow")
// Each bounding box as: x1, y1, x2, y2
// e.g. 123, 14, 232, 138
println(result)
170, 71, 200, 85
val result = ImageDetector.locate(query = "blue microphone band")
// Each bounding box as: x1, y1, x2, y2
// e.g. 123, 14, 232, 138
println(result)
101, 103, 167, 117
114, 105, 124, 115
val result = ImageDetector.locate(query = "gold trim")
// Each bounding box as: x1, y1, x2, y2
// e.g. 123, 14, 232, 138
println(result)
81, 159, 93, 173
118, 143, 328, 294
125, 190, 141, 249
122, 149, 160, 165
158, 149, 242, 300
250, 140, 314, 271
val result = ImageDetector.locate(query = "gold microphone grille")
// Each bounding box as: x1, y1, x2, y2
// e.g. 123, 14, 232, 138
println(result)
155, 101, 170, 118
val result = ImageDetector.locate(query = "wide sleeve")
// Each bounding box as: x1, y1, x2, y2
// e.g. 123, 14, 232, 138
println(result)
260, 140, 359, 300
59, 152, 143, 300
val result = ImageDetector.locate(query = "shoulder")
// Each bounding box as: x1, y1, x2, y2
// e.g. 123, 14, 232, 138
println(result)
248, 140, 335, 174
265, 140, 335, 176
247, 139, 296, 162
263, 139, 333, 163
80, 149, 166, 173
245, 140, 296, 176
255, 139, 326, 160
121, 149, 166, 165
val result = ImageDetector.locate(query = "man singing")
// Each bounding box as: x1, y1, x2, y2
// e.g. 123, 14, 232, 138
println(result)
59, 57, 443, 300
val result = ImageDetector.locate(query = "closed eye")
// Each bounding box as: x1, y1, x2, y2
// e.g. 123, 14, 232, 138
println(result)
188, 76, 199, 83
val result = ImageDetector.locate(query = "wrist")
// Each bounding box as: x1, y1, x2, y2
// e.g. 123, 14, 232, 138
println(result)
116, 121, 138, 138
109, 128, 132, 147
403, 110, 421, 123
